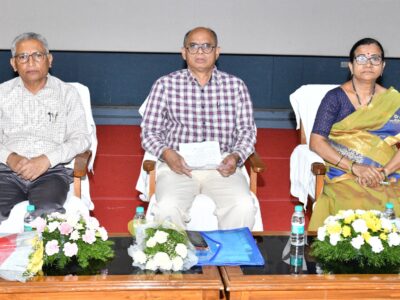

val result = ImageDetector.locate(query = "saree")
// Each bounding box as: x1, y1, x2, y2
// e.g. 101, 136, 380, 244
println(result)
309, 87, 400, 231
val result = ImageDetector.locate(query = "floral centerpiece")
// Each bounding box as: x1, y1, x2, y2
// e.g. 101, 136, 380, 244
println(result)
311, 209, 400, 274
32, 212, 114, 272
128, 222, 198, 272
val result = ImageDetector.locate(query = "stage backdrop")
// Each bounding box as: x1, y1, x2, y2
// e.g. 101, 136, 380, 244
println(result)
1, 0, 400, 57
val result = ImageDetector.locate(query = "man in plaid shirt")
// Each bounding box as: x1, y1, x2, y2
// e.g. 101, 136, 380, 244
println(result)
0, 33, 91, 222
141, 27, 257, 229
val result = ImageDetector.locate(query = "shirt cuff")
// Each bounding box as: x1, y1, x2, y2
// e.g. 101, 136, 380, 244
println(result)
0, 148, 12, 165
45, 150, 61, 168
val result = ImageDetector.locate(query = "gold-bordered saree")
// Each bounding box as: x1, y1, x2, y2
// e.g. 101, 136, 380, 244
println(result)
309, 87, 400, 231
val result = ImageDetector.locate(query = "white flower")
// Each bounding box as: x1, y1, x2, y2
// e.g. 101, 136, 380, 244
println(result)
145, 259, 158, 271
352, 219, 368, 233
175, 243, 188, 258
133, 250, 147, 264
66, 214, 80, 228
172, 256, 184, 271
85, 216, 100, 230
97, 227, 108, 241
153, 252, 172, 270
381, 218, 393, 231
70, 230, 80, 241
388, 232, 400, 247
154, 230, 169, 244
329, 233, 341, 246
368, 236, 384, 253
146, 237, 157, 248
48, 221, 60, 233
350, 235, 365, 249
355, 209, 366, 215
317, 227, 326, 241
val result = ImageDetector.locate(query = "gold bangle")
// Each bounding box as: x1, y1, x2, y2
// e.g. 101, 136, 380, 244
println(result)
349, 161, 355, 175
335, 155, 344, 167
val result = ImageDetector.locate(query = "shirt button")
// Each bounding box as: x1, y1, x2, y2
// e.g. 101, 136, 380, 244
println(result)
201, 105, 205, 109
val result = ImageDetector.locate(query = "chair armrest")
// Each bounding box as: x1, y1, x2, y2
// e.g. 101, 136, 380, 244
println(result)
143, 160, 156, 173
311, 162, 326, 175
73, 150, 92, 178
311, 162, 326, 203
247, 152, 266, 173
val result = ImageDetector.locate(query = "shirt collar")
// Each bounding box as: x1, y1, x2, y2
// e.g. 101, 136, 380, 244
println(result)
12, 74, 54, 91
186, 66, 221, 87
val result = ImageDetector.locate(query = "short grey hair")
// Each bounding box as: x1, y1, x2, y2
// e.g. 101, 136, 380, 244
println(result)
183, 27, 218, 47
11, 32, 49, 57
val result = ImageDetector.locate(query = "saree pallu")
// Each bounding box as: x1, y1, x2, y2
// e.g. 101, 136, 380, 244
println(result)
309, 87, 400, 231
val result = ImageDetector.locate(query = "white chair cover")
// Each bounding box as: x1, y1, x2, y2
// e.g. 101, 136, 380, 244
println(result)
0, 82, 97, 233
137, 99, 263, 231
289, 84, 338, 209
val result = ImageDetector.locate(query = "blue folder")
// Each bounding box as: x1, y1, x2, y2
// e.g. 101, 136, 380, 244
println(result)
195, 227, 265, 266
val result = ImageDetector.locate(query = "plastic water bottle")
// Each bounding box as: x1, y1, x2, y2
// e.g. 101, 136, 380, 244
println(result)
384, 202, 396, 221
290, 205, 305, 274
24, 204, 36, 232
132, 206, 146, 236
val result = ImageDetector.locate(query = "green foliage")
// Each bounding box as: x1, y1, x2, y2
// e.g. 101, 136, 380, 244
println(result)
143, 227, 187, 259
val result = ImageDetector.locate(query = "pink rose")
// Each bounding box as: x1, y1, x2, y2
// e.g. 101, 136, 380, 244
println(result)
45, 240, 59, 256
63, 242, 78, 257
31, 217, 47, 233
82, 230, 96, 244
59, 222, 73, 235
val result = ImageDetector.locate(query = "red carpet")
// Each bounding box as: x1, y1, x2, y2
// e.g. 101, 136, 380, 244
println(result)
90, 125, 308, 233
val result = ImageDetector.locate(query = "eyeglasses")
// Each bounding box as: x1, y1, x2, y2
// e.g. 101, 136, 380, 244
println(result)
354, 54, 382, 66
186, 43, 216, 54
14, 52, 48, 64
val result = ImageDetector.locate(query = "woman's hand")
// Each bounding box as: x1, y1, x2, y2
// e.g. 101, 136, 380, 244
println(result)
352, 163, 385, 187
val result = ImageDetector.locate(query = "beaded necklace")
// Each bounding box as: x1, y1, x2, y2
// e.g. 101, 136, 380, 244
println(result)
351, 78, 375, 106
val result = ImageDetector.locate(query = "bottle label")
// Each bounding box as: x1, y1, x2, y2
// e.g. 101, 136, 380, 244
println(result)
291, 224, 304, 234
290, 256, 303, 267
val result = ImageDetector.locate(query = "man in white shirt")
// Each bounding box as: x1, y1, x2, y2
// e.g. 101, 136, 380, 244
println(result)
0, 32, 91, 221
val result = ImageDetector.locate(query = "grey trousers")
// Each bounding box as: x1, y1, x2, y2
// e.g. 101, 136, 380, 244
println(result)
0, 163, 73, 221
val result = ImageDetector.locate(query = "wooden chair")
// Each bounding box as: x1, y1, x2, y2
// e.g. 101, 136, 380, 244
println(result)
141, 152, 266, 231
289, 84, 339, 208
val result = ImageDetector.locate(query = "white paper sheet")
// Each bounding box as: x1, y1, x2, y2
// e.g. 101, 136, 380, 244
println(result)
179, 141, 222, 169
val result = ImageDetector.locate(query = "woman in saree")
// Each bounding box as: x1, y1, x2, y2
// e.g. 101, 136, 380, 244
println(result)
308, 38, 400, 231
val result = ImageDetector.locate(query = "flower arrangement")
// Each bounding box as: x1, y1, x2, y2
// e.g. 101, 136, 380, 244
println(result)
311, 209, 400, 274
32, 212, 114, 270
128, 222, 198, 272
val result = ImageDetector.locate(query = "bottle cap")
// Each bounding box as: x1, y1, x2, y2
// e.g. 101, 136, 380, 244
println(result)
295, 205, 303, 212
136, 206, 145, 213
386, 202, 394, 209
27, 204, 35, 212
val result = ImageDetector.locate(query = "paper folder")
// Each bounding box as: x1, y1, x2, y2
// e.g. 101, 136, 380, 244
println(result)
195, 227, 265, 266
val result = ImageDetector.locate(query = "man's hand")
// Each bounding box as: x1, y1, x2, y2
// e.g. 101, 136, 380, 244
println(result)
217, 153, 239, 177
14, 154, 50, 181
6, 152, 29, 173
162, 148, 192, 177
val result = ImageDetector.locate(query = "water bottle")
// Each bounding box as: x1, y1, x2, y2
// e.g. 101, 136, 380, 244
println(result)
384, 202, 396, 221
24, 204, 36, 232
132, 206, 146, 236
290, 205, 305, 274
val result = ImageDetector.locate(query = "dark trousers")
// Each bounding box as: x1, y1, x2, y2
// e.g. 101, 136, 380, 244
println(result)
0, 163, 73, 222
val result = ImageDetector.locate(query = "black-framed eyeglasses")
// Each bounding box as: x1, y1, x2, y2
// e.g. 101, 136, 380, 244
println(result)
186, 43, 216, 54
14, 51, 48, 64
354, 54, 382, 66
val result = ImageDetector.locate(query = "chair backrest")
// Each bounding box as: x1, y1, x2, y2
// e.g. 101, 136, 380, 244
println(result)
66, 82, 97, 210
290, 84, 339, 145
68, 82, 97, 171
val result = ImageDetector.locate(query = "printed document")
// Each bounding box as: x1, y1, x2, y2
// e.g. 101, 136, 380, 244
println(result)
179, 141, 222, 169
